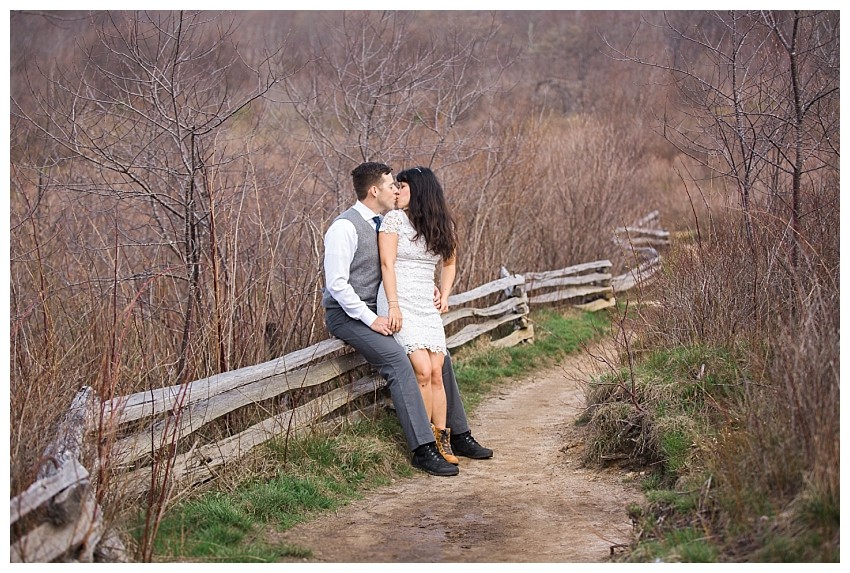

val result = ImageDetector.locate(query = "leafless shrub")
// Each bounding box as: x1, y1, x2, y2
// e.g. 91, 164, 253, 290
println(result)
624, 190, 838, 539
608, 10, 839, 270
712, 275, 839, 509
276, 11, 521, 211
530, 114, 652, 270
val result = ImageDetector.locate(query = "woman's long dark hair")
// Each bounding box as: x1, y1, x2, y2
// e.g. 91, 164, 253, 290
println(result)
396, 167, 457, 261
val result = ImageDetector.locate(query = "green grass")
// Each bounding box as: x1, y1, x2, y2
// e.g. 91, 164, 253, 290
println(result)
598, 341, 837, 563
151, 494, 291, 562
583, 342, 743, 476
659, 430, 690, 473
799, 492, 840, 532
628, 527, 718, 563
754, 529, 839, 563
586, 342, 747, 562
666, 527, 718, 562
635, 344, 743, 413
749, 491, 840, 562
639, 472, 664, 492
144, 415, 412, 562
645, 488, 698, 514
146, 307, 607, 562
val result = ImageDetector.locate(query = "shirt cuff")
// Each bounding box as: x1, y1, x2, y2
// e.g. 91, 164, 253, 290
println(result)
359, 308, 379, 328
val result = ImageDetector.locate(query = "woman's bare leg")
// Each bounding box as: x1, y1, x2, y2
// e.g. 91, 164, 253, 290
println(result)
408, 349, 434, 421
429, 351, 447, 429
428, 350, 458, 463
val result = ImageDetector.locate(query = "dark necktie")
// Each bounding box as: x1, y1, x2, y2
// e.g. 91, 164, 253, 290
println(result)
373, 215, 382, 232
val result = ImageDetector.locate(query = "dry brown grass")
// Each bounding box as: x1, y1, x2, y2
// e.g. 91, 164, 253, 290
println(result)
617, 181, 839, 558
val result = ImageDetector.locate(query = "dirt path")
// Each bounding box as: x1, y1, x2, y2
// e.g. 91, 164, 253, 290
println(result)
273, 343, 643, 562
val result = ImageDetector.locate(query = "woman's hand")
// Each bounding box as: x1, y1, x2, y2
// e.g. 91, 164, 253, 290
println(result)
438, 296, 450, 314
388, 305, 403, 332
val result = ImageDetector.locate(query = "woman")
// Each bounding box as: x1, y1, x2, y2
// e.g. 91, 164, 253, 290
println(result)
377, 166, 459, 465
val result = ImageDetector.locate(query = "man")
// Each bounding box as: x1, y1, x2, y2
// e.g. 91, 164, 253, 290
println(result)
322, 161, 492, 476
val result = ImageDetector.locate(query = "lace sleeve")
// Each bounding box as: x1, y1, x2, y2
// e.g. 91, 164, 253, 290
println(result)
379, 209, 404, 234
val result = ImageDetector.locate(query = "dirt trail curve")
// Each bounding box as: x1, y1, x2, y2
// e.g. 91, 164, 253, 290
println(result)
273, 342, 643, 563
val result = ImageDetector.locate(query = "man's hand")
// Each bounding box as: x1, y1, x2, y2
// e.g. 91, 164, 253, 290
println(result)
370, 316, 394, 336
433, 286, 441, 309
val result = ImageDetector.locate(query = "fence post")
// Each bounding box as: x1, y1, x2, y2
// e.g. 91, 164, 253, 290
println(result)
497, 266, 534, 346
11, 386, 128, 562
36, 387, 96, 526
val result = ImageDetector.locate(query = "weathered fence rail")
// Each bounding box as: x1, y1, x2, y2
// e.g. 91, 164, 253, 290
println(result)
10, 387, 126, 563
11, 212, 668, 562
613, 209, 669, 264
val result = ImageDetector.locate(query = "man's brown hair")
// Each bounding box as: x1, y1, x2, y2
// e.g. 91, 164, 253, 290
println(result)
351, 162, 392, 201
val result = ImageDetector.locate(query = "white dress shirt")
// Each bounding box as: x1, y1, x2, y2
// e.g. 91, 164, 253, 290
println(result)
323, 201, 382, 327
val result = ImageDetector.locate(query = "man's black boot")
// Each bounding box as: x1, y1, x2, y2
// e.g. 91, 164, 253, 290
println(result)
450, 430, 493, 459
411, 442, 460, 476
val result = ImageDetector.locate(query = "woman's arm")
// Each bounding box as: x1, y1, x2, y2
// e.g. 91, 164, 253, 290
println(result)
438, 252, 456, 314
379, 231, 403, 332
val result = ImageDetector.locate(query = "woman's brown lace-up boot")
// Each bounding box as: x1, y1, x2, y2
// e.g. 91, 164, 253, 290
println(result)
432, 423, 459, 465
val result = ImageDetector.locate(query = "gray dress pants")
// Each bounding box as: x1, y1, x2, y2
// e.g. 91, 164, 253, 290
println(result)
325, 306, 470, 451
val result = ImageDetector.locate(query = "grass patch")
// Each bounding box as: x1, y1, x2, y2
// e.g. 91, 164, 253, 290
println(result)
146, 307, 605, 562
748, 490, 841, 563
664, 527, 718, 562
583, 343, 743, 477
587, 343, 746, 562
627, 522, 717, 563
150, 494, 291, 562
595, 340, 839, 563
145, 415, 411, 562
754, 529, 838, 563
645, 488, 698, 514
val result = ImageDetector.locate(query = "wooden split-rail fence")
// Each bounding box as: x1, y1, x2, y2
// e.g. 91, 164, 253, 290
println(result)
10, 212, 669, 562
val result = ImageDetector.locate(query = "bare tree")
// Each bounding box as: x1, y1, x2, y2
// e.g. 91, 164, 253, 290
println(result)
11, 14, 299, 557
604, 10, 839, 267
276, 10, 521, 211
758, 11, 840, 271
13, 10, 294, 383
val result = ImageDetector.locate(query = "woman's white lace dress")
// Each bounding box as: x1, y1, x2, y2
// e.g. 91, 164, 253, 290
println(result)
377, 209, 448, 355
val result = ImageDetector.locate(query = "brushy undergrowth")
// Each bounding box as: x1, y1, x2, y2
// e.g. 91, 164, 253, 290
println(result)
145, 307, 608, 561
584, 210, 839, 563
586, 337, 838, 563
581, 343, 744, 478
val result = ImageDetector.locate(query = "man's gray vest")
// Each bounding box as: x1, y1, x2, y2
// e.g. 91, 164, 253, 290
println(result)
322, 208, 381, 311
